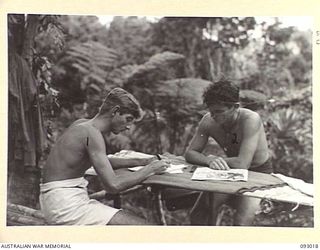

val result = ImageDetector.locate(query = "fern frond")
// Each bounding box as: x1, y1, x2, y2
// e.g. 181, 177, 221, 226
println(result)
63, 41, 120, 89
127, 51, 185, 82
157, 78, 211, 105
106, 64, 140, 87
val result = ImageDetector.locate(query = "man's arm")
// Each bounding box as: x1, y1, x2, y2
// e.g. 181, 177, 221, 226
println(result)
108, 156, 157, 170
185, 114, 228, 169
223, 113, 262, 169
85, 126, 167, 194
185, 117, 210, 166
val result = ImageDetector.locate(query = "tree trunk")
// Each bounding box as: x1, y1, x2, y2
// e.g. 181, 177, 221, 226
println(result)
207, 48, 216, 80
21, 14, 40, 67
7, 14, 42, 209
8, 14, 25, 54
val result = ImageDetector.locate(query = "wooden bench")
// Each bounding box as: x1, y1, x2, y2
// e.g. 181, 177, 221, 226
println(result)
7, 203, 46, 226
6, 185, 144, 226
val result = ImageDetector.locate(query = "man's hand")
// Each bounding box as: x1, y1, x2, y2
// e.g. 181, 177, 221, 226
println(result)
206, 155, 229, 170
140, 155, 171, 166
138, 156, 158, 166
146, 159, 171, 175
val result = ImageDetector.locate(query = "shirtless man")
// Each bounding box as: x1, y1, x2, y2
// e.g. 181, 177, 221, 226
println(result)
185, 79, 272, 226
40, 88, 169, 225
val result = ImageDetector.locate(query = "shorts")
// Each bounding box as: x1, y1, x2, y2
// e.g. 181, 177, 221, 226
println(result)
250, 158, 273, 174
39, 177, 120, 225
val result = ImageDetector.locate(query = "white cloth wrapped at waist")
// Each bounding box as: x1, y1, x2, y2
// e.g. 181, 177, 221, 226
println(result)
39, 177, 120, 225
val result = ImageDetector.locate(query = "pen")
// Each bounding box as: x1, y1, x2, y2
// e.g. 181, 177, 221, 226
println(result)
156, 154, 161, 160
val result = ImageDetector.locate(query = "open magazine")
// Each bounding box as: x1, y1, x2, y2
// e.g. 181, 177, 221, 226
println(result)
191, 167, 248, 182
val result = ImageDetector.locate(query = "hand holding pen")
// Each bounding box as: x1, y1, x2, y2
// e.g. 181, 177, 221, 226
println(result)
156, 154, 171, 164
147, 155, 170, 175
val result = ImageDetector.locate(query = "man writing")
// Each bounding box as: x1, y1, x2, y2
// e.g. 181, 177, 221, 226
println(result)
40, 88, 169, 225
185, 79, 272, 226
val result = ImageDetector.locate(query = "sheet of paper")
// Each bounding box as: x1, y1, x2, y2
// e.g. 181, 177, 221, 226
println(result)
108, 150, 154, 159
85, 150, 175, 176
191, 167, 248, 182
128, 164, 186, 174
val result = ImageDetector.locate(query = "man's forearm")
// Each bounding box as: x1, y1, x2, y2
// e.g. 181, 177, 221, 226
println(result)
108, 157, 142, 169
185, 150, 210, 166
224, 157, 250, 169
106, 168, 153, 193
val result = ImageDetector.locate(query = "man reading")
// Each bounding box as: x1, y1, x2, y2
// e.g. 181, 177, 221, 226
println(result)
185, 79, 272, 226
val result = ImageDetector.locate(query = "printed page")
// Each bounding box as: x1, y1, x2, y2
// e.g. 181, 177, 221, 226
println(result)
192, 167, 248, 182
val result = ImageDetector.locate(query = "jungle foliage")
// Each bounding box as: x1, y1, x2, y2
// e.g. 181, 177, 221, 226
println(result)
8, 15, 312, 225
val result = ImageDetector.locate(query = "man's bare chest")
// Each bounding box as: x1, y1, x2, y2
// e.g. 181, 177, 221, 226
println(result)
208, 127, 243, 157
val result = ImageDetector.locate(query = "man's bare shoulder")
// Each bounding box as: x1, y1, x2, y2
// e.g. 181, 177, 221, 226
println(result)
69, 120, 99, 134
240, 108, 263, 129
199, 112, 217, 131
240, 108, 261, 121
62, 119, 89, 134
63, 119, 95, 140
57, 120, 104, 151
72, 120, 106, 143
71, 118, 89, 126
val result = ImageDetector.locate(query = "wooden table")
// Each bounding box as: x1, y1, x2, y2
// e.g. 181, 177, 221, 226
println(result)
88, 152, 313, 225
142, 168, 284, 194
114, 166, 288, 225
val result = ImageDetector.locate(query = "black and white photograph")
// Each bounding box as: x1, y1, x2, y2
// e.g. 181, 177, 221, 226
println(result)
6, 13, 314, 229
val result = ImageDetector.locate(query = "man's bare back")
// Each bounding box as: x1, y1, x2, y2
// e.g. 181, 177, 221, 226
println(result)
42, 119, 96, 183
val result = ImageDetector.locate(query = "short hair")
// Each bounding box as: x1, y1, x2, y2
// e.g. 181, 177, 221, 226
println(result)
99, 88, 143, 119
203, 78, 239, 106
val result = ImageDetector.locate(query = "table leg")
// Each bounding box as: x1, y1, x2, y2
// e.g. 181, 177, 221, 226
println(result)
146, 185, 167, 225
156, 190, 167, 225
113, 194, 122, 209
208, 192, 214, 225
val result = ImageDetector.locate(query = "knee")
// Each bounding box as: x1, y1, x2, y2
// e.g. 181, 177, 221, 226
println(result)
234, 213, 256, 226
234, 199, 260, 226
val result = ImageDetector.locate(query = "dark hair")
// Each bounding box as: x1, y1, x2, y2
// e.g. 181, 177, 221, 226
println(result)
99, 88, 142, 119
203, 78, 239, 106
